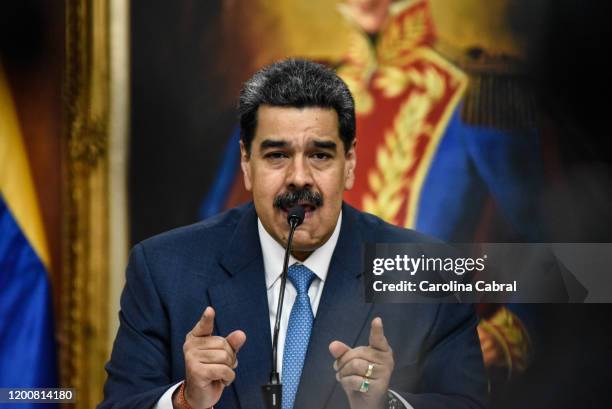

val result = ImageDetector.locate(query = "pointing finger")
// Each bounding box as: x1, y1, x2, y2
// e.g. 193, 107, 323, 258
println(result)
368, 317, 390, 352
191, 306, 215, 337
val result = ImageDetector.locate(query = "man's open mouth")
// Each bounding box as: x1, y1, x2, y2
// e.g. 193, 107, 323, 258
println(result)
273, 189, 324, 220
280, 202, 318, 219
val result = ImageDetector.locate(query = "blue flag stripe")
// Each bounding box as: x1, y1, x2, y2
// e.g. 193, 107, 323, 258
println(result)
0, 194, 58, 408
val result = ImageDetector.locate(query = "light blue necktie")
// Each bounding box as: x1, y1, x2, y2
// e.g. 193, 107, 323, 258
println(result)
282, 263, 316, 409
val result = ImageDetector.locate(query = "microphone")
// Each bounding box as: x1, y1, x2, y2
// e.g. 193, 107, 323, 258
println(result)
287, 205, 305, 229
261, 205, 305, 409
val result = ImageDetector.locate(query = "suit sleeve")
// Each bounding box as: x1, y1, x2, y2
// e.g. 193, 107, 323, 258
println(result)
394, 304, 488, 409
98, 244, 176, 409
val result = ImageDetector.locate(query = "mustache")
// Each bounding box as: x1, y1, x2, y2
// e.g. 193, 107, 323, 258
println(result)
273, 189, 324, 210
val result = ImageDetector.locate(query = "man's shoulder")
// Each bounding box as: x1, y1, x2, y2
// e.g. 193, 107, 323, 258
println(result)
137, 202, 252, 255
344, 203, 441, 244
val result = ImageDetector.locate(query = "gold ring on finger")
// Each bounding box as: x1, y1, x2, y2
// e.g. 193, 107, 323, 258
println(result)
364, 363, 374, 378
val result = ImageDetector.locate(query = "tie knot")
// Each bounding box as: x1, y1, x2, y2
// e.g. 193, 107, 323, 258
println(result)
287, 264, 316, 295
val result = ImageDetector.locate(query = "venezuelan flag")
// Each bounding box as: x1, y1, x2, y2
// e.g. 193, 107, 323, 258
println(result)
0, 64, 59, 405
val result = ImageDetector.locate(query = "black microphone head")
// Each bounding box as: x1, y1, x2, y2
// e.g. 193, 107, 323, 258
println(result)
287, 205, 305, 227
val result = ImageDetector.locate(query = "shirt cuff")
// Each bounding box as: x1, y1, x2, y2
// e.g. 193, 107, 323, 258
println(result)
152, 381, 183, 409
389, 389, 414, 409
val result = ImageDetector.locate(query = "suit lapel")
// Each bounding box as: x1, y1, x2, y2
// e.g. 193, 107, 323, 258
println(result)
208, 204, 272, 409
294, 204, 374, 409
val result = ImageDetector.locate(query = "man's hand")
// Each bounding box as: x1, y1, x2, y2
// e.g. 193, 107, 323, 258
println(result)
175, 307, 246, 409
329, 318, 394, 409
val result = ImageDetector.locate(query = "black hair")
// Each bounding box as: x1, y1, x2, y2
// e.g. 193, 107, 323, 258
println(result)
238, 58, 355, 153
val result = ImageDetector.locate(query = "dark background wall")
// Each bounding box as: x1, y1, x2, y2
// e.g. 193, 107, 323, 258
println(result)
130, 0, 243, 245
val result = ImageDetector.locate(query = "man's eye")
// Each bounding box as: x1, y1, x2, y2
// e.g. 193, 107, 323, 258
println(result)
311, 152, 332, 160
264, 152, 288, 160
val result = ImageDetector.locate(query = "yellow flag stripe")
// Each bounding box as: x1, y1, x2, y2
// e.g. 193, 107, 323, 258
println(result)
0, 63, 51, 269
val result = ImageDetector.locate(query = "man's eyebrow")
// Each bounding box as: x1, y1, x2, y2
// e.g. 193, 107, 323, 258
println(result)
260, 139, 289, 149
311, 140, 337, 150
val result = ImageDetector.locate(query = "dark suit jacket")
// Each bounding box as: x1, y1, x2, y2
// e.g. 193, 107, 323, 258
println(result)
100, 202, 487, 409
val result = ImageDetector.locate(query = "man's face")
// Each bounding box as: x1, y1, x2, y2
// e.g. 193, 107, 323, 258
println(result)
240, 105, 356, 259
345, 0, 392, 33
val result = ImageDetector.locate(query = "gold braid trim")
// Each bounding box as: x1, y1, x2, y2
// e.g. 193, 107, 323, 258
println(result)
337, 30, 377, 114
362, 68, 439, 221
405, 50, 466, 227
337, 2, 429, 115
377, 6, 428, 67
361, 48, 466, 226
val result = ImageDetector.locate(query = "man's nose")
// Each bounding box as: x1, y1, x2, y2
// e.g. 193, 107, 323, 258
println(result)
286, 155, 314, 189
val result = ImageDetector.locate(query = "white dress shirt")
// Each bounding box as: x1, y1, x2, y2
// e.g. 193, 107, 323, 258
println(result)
260, 211, 341, 377
154, 211, 410, 408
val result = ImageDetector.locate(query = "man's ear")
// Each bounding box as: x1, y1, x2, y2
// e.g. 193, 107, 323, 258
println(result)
239, 140, 253, 192
344, 139, 357, 190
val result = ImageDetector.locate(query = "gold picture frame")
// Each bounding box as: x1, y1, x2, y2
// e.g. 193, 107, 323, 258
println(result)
61, 0, 111, 407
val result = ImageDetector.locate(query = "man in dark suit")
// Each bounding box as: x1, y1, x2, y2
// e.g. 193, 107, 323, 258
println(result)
100, 59, 486, 409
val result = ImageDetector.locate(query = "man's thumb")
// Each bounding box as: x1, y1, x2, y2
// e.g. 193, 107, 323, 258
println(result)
226, 330, 247, 353
328, 340, 350, 360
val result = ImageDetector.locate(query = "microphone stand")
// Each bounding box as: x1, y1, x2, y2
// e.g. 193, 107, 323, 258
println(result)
261, 206, 304, 409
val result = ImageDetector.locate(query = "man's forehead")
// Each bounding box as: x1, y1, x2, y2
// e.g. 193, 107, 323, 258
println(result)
255, 106, 338, 129
253, 106, 342, 147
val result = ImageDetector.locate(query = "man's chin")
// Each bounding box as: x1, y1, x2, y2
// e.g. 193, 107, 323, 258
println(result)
290, 229, 326, 252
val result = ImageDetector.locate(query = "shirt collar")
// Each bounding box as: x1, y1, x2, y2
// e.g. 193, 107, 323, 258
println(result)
258, 211, 342, 290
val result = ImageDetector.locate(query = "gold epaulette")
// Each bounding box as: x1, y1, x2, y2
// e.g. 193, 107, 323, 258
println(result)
479, 306, 532, 380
